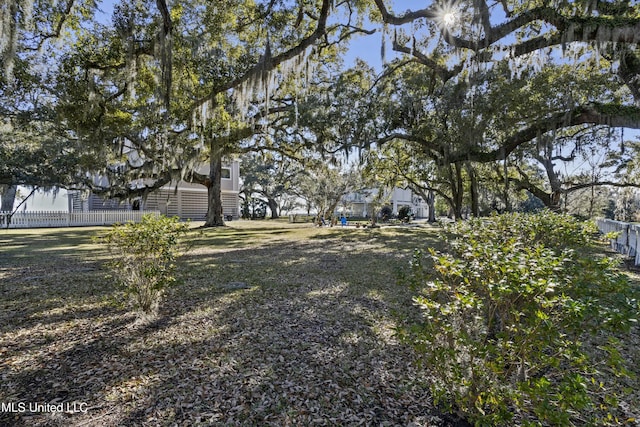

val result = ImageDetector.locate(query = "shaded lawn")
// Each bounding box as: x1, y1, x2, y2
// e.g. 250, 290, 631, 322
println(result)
1, 221, 458, 426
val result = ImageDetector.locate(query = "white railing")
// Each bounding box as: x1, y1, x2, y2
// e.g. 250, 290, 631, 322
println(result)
0, 210, 160, 229
596, 218, 640, 266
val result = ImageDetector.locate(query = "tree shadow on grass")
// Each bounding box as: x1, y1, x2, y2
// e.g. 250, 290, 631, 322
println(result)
1, 226, 465, 426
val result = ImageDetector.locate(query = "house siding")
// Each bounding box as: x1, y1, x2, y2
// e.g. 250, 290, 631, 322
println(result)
88, 196, 133, 211
69, 161, 240, 221
144, 187, 239, 220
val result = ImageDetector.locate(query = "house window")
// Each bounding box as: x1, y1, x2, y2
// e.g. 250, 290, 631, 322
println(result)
221, 167, 231, 179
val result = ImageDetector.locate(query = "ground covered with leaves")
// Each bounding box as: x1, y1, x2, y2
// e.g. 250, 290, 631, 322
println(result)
1, 221, 459, 426
1, 221, 638, 426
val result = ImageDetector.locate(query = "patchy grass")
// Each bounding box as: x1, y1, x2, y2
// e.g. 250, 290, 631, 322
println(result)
0, 221, 454, 426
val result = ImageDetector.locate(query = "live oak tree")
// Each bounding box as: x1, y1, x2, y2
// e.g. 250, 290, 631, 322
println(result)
5, 0, 640, 222
54, 2, 189, 199
0, 50, 101, 213
483, 62, 640, 212
292, 161, 358, 224
184, 0, 376, 226
354, 61, 497, 219
360, 0, 640, 213
4, 0, 375, 227
357, 51, 638, 215
82, 0, 376, 226
239, 152, 304, 219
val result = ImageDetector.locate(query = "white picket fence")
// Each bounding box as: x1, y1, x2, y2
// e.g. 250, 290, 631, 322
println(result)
0, 210, 160, 229
596, 218, 640, 266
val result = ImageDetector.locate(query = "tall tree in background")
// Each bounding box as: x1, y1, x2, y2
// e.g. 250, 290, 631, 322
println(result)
357, 48, 640, 216
293, 162, 357, 223
184, 0, 373, 226
240, 152, 303, 219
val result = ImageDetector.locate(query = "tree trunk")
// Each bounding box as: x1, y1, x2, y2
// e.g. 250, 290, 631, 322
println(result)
538, 138, 563, 212
466, 162, 479, 217
502, 159, 511, 212
449, 163, 464, 220
550, 190, 562, 212
369, 205, 378, 226
415, 188, 437, 222
0, 185, 17, 212
240, 191, 250, 219
204, 141, 225, 227
325, 199, 341, 221
267, 198, 279, 219
427, 189, 436, 222
588, 179, 596, 218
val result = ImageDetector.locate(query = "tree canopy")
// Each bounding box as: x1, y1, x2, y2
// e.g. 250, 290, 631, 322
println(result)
356, 0, 640, 216
1, 0, 639, 221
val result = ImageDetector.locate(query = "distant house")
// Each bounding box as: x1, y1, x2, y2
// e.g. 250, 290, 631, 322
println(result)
68, 161, 241, 220
340, 187, 429, 218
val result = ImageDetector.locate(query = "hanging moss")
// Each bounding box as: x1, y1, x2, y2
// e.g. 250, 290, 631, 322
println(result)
381, 23, 387, 64
0, 0, 33, 81
231, 43, 314, 119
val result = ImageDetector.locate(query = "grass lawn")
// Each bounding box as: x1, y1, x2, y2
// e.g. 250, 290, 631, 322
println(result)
1, 221, 455, 426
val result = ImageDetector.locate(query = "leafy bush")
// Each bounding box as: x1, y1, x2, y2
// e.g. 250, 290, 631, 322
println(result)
398, 205, 412, 221
380, 205, 393, 221
400, 211, 638, 426
100, 214, 190, 315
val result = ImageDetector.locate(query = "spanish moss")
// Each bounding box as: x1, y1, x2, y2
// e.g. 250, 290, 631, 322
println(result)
231, 42, 315, 121
1, 0, 34, 81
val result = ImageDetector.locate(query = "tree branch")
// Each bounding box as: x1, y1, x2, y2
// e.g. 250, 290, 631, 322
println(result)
24, 0, 77, 51
376, 2, 640, 50
563, 180, 640, 193
193, 0, 331, 110
374, 0, 640, 83
445, 103, 640, 164
391, 38, 462, 82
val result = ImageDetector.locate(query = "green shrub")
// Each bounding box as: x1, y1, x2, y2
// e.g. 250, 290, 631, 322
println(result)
400, 211, 637, 426
100, 214, 190, 315
380, 205, 393, 221
398, 205, 412, 221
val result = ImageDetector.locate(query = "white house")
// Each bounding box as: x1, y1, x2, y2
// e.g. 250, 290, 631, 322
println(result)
68, 161, 241, 220
339, 187, 429, 218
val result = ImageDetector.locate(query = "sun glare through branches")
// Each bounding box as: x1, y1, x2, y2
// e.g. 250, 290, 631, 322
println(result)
434, 1, 459, 29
